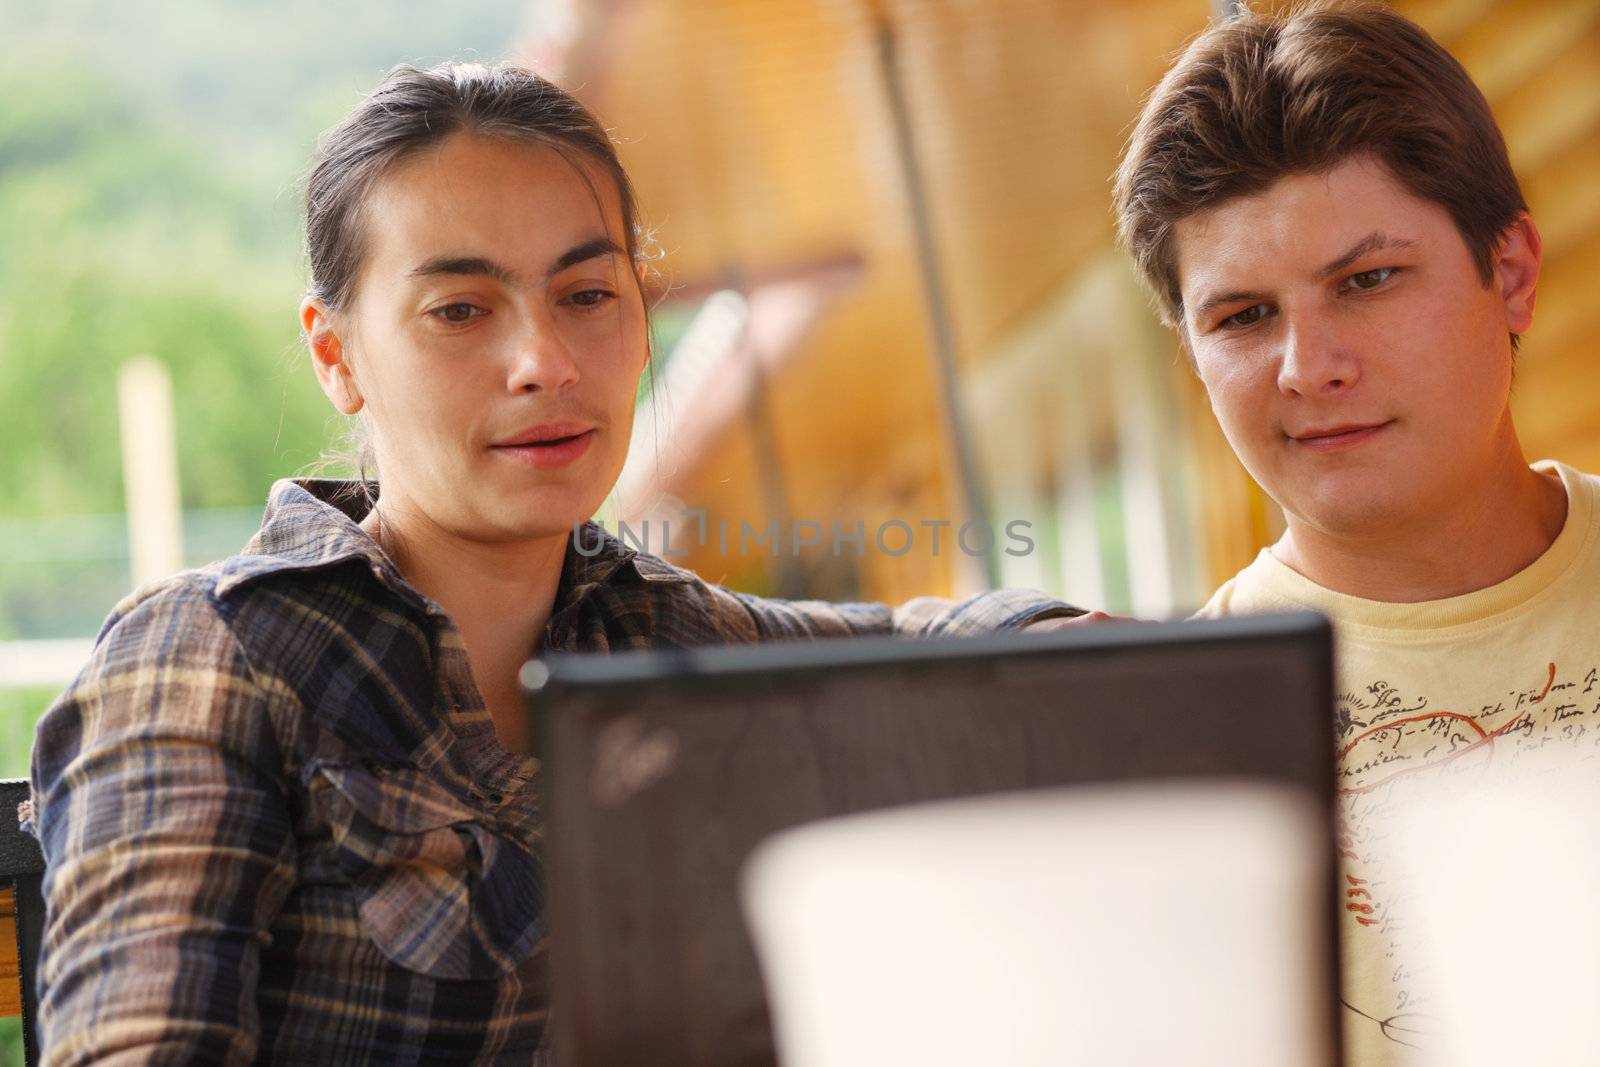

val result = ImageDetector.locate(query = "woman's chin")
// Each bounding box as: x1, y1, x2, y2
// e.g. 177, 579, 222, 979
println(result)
484, 495, 604, 546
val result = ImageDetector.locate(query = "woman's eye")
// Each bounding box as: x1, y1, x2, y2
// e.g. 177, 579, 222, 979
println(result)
566, 289, 616, 309
431, 302, 483, 324
1347, 267, 1395, 291
1221, 304, 1270, 330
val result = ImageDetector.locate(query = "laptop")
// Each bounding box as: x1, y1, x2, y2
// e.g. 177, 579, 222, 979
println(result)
523, 611, 1338, 1066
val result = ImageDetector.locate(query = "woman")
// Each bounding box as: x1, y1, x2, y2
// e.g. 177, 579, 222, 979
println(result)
28, 63, 1083, 1064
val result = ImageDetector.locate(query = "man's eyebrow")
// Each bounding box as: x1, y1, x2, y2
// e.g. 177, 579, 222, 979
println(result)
1192, 288, 1268, 321
548, 236, 626, 277
409, 255, 521, 284
1189, 232, 1420, 322
1316, 232, 1417, 280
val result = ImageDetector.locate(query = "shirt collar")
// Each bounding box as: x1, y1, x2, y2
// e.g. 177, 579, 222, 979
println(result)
212, 479, 427, 610
214, 478, 670, 614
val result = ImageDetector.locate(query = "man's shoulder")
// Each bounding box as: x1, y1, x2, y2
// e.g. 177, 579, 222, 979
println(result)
1192, 550, 1296, 619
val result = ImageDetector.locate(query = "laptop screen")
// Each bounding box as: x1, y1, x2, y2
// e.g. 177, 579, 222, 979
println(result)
525, 612, 1337, 1066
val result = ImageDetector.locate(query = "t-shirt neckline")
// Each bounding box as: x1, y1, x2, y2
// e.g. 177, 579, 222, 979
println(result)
1247, 460, 1593, 635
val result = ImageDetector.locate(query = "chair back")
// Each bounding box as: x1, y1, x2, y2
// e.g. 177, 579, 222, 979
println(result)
0, 778, 44, 1066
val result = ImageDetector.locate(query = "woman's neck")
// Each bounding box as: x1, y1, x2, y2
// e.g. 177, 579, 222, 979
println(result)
361, 500, 568, 755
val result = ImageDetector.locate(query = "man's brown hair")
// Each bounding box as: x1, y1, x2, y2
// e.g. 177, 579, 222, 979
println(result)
1112, 1, 1526, 330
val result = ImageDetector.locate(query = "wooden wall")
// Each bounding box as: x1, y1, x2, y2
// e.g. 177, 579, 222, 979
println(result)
549, 0, 1600, 604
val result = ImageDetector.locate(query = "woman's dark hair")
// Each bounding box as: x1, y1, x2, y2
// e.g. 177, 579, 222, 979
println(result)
305, 61, 647, 313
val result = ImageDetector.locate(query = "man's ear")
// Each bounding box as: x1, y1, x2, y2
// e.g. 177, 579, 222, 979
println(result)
1495, 213, 1542, 337
301, 297, 364, 415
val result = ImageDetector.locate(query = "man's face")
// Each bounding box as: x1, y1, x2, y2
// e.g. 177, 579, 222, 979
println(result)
1173, 155, 1536, 540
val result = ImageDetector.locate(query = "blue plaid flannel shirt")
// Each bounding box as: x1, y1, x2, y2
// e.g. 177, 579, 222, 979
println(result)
28, 478, 1081, 1064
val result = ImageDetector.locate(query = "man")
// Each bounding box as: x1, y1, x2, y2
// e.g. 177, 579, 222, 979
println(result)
1114, 2, 1600, 1062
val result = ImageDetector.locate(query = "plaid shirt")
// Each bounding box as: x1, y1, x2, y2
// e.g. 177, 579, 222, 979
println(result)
29, 479, 1080, 1065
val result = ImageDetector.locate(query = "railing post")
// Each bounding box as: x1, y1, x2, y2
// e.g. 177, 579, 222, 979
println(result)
117, 358, 184, 588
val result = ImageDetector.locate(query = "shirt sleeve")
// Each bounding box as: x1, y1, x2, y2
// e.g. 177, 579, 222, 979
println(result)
29, 577, 298, 1067
730, 587, 1086, 640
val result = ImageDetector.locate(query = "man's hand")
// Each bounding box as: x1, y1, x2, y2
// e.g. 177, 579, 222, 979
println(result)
1023, 610, 1138, 632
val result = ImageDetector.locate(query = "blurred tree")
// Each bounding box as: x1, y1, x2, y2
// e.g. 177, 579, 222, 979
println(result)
0, 0, 524, 517
0, 65, 320, 516
0, 11, 527, 1057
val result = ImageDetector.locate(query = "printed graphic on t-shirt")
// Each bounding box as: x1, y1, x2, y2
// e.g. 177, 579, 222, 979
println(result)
1335, 659, 1600, 1052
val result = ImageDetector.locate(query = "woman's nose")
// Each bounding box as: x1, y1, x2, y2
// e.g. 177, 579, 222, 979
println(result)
507, 318, 581, 393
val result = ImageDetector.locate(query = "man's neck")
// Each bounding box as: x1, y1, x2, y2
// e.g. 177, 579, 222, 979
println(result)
361, 500, 568, 753
1272, 456, 1568, 604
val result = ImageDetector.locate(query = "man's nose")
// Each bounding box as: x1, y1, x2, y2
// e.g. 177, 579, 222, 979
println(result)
1276, 308, 1360, 398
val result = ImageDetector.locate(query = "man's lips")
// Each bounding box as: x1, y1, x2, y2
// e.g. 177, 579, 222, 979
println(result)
1287, 421, 1393, 452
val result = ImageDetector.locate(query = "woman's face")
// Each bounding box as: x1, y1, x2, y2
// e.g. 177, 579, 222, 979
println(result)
307, 133, 648, 545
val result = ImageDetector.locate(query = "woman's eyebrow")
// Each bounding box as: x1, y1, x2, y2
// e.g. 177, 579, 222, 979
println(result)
409, 255, 521, 284
407, 238, 624, 285
548, 236, 625, 276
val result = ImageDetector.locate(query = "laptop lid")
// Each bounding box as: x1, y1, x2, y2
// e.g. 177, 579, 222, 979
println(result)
524, 611, 1338, 1067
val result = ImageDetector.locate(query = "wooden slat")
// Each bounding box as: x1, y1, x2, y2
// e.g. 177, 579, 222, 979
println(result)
0, 885, 20, 1018
565, 0, 1166, 596
1421, 0, 1599, 101
1523, 127, 1600, 263
1521, 229, 1600, 372
1491, 21, 1600, 174
1397, 0, 1501, 45
570, 0, 1600, 604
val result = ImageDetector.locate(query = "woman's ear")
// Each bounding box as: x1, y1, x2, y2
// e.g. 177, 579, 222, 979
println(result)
634, 259, 654, 374
302, 297, 365, 415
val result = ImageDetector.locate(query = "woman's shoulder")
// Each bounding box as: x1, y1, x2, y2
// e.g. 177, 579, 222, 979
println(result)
566, 534, 763, 646
31, 566, 298, 793
90, 565, 249, 672
632, 553, 764, 642
49, 529, 423, 737
593, 546, 895, 644
87, 549, 393, 679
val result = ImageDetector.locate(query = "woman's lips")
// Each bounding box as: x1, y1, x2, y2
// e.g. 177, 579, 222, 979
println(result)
490, 429, 595, 468
1290, 421, 1392, 453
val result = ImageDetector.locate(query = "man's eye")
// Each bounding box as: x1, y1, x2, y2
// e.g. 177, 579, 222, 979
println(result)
431, 302, 483, 324
1222, 304, 1270, 330
1347, 267, 1395, 290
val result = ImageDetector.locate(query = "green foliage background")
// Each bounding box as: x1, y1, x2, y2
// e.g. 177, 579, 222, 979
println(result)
0, 5, 531, 1055
1, 0, 528, 520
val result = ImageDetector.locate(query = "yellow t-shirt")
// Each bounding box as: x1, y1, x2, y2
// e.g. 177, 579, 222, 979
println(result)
1195, 460, 1600, 1066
